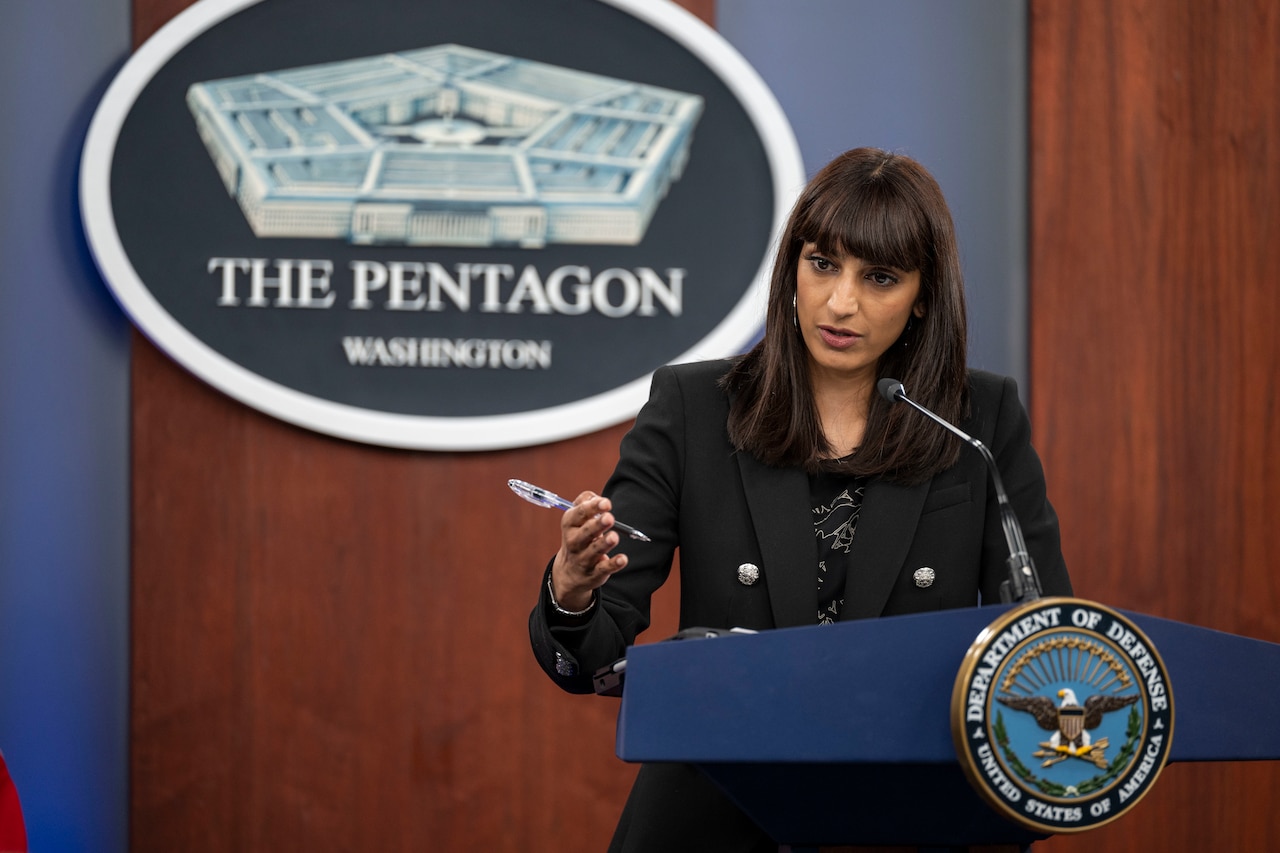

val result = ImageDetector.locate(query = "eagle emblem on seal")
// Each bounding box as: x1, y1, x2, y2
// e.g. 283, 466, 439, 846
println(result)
998, 687, 1139, 768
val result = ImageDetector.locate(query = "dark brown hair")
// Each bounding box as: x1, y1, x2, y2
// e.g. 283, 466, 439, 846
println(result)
722, 147, 968, 483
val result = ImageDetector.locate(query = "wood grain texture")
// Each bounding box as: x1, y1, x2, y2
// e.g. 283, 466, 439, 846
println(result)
131, 331, 684, 850
1029, 0, 1280, 849
130, 0, 1280, 848
129, 1, 701, 850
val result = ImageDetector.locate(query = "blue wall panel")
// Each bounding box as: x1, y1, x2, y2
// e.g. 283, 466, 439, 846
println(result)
719, 0, 1029, 386
0, 1, 132, 850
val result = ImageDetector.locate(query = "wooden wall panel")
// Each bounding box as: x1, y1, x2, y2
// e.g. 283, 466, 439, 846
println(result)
131, 335, 667, 850
1029, 0, 1280, 849
129, 2, 705, 850
132, 0, 1280, 849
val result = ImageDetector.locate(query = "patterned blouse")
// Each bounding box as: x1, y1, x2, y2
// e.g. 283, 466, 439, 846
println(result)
809, 470, 867, 625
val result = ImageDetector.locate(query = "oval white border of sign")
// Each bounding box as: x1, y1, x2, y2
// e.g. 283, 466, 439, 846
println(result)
80, 0, 804, 451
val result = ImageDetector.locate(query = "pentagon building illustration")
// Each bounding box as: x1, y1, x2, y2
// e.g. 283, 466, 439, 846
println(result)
186, 44, 704, 247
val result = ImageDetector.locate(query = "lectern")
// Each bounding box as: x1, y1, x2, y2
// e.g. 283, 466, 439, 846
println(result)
614, 605, 1280, 847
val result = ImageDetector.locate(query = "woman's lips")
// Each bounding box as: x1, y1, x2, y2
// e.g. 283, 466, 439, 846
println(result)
818, 326, 862, 350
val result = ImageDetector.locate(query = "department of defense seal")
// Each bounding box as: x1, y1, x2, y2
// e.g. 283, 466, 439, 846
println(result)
951, 598, 1174, 834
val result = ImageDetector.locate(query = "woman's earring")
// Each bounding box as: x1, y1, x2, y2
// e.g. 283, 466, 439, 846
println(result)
902, 315, 916, 347
792, 293, 798, 330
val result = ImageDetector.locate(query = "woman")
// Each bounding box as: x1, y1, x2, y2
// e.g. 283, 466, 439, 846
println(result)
529, 148, 1071, 852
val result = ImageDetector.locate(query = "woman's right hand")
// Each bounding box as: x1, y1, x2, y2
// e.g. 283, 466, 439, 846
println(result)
550, 492, 629, 612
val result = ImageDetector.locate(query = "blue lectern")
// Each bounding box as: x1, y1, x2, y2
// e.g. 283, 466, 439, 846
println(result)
615, 605, 1280, 847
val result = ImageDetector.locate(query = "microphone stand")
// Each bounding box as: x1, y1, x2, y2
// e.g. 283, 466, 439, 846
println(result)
878, 379, 1043, 604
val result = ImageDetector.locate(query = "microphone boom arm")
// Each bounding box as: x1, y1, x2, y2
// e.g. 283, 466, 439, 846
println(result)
879, 379, 1043, 604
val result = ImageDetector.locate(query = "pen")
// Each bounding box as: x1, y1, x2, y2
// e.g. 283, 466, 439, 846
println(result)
507, 479, 652, 542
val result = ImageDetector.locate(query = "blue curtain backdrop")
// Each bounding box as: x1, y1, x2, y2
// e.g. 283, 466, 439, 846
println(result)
0, 0, 1023, 849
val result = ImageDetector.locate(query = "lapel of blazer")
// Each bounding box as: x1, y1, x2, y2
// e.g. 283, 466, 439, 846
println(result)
735, 452, 816, 629
842, 477, 931, 619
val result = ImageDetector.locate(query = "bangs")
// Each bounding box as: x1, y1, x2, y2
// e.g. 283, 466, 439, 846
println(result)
797, 177, 932, 272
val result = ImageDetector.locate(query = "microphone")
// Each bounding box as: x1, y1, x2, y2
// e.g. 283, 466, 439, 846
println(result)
877, 378, 1043, 604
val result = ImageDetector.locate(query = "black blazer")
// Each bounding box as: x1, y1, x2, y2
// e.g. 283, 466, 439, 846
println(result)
531, 359, 1071, 693
527, 360, 1071, 853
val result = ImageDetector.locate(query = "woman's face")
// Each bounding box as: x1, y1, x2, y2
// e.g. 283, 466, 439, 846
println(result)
794, 242, 925, 386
